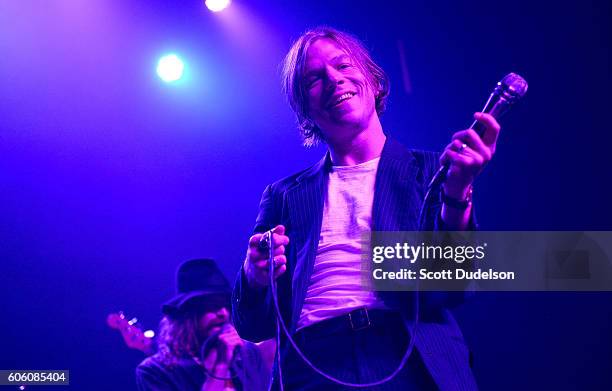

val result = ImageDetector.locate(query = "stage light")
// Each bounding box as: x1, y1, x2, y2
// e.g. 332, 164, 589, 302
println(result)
144, 330, 155, 339
205, 0, 231, 12
156, 54, 185, 83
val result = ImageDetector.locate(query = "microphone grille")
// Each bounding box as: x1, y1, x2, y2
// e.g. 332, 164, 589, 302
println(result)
501, 73, 528, 99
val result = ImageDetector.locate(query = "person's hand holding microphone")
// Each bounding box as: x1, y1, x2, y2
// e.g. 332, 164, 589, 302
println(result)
244, 225, 289, 288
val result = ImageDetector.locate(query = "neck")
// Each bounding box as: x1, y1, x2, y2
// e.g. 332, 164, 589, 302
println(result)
327, 115, 386, 166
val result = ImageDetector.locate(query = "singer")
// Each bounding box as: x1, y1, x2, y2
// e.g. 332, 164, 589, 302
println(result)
233, 26, 500, 390
136, 259, 273, 391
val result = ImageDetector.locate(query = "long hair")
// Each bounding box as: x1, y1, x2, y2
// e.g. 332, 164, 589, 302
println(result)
281, 26, 390, 147
156, 314, 202, 367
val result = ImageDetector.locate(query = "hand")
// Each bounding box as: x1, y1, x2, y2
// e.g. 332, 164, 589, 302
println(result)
440, 112, 501, 198
201, 325, 244, 385
244, 225, 289, 288
215, 325, 244, 365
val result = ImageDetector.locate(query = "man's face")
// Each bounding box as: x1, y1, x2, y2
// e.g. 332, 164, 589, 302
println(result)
197, 304, 230, 339
302, 38, 378, 142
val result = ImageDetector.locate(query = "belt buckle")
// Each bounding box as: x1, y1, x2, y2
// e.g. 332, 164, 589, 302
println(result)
348, 308, 371, 331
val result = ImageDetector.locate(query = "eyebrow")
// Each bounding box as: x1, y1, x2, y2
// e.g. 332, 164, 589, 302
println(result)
303, 53, 353, 79
331, 53, 351, 63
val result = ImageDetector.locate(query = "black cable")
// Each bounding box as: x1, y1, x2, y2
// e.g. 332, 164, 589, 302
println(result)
266, 228, 420, 388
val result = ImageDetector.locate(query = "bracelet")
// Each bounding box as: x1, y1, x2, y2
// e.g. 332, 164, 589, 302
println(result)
441, 186, 473, 210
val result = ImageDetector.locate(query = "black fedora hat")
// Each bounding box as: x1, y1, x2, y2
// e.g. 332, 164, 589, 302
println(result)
161, 258, 231, 316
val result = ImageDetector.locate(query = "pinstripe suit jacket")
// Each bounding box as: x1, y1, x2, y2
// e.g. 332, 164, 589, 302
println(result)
233, 138, 478, 390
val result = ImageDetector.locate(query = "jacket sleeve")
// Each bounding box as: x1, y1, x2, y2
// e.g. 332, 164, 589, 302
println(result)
135, 362, 176, 391
231, 184, 280, 342
420, 151, 477, 310
418, 150, 479, 232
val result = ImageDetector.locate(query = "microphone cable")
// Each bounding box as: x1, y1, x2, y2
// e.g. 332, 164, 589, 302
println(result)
265, 229, 420, 389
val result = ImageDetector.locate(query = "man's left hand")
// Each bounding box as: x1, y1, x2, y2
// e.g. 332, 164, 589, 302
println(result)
439, 112, 501, 199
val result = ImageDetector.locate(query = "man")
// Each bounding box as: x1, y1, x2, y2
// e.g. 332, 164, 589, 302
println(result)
137, 259, 273, 391
233, 27, 500, 390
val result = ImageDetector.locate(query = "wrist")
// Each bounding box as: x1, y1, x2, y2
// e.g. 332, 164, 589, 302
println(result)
441, 183, 471, 200
441, 185, 473, 210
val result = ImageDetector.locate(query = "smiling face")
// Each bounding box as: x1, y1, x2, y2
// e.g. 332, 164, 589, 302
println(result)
302, 38, 379, 144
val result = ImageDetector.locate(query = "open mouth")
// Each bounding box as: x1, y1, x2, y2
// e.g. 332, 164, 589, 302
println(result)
329, 92, 356, 107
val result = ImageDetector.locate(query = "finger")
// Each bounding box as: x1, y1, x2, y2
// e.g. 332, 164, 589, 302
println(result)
271, 233, 290, 247
462, 128, 492, 161
222, 331, 244, 342
451, 130, 468, 143
249, 245, 286, 264
219, 331, 242, 343
249, 233, 266, 247
219, 325, 238, 335
247, 239, 278, 261
448, 138, 466, 152
273, 264, 287, 279
445, 140, 479, 162
451, 141, 484, 166
271, 225, 285, 235
250, 227, 289, 249
247, 247, 270, 263
254, 255, 287, 272
440, 149, 473, 167
273, 245, 285, 256
445, 138, 462, 152
252, 259, 271, 269
221, 337, 244, 349
228, 329, 244, 344
254, 254, 287, 268
452, 129, 492, 161
474, 112, 500, 148
274, 255, 287, 267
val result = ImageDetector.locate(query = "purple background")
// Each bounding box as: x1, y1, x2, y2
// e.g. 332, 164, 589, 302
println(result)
1, 0, 611, 389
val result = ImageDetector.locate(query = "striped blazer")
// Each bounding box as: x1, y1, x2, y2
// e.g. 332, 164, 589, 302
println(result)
233, 138, 478, 390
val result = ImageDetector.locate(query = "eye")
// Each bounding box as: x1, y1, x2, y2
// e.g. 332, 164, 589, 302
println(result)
306, 77, 320, 88
338, 63, 352, 70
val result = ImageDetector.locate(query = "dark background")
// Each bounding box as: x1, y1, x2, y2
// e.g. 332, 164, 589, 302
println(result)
1, 0, 610, 389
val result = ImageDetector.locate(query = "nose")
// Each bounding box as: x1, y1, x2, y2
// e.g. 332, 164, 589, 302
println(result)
217, 307, 229, 320
324, 66, 345, 90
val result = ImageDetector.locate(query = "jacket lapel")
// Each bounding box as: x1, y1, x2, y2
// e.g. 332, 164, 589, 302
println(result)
285, 153, 330, 330
372, 138, 421, 232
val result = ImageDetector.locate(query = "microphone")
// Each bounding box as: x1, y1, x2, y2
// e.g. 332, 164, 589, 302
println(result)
427, 72, 528, 189
200, 323, 242, 367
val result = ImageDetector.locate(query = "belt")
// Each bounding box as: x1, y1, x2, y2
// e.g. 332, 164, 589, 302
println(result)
296, 308, 403, 340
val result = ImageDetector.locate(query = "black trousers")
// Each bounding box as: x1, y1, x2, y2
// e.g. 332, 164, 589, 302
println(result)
279, 310, 439, 391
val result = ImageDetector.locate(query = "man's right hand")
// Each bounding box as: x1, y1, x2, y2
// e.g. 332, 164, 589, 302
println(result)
244, 225, 289, 288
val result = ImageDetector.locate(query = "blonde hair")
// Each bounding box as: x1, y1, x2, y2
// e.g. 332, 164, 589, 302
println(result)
281, 26, 390, 147
156, 315, 201, 367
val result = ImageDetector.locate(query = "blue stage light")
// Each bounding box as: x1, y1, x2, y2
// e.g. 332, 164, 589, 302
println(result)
156, 54, 185, 83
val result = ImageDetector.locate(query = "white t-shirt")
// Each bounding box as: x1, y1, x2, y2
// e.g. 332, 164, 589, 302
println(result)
297, 157, 386, 330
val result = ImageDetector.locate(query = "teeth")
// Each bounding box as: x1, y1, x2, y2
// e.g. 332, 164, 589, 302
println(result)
334, 92, 354, 105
